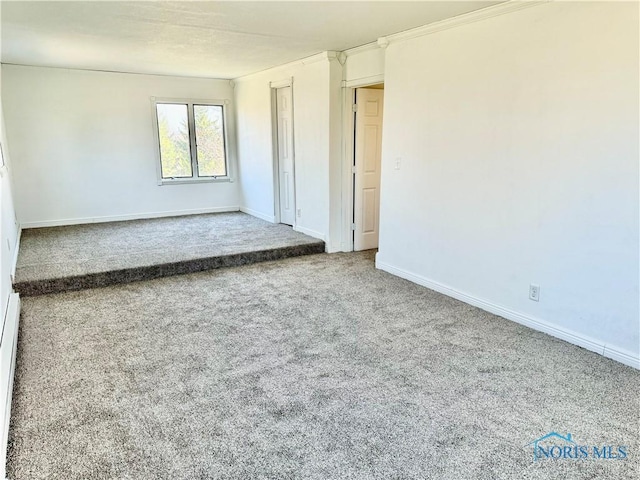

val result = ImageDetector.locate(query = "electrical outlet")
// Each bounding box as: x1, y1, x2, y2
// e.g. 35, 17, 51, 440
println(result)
395, 158, 401, 170
529, 284, 540, 302
297, 209, 301, 218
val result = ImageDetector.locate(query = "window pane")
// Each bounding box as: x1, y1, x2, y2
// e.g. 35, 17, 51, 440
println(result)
156, 104, 192, 178
194, 105, 227, 177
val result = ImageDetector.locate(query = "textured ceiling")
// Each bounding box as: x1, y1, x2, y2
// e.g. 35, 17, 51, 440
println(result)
1, 1, 501, 79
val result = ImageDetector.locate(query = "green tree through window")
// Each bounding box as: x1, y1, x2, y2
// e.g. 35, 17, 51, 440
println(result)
156, 103, 192, 178
194, 105, 226, 177
154, 101, 228, 181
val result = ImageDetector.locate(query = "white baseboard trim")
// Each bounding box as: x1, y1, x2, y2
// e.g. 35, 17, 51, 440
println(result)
326, 243, 344, 254
10, 226, 21, 284
375, 256, 639, 370
239, 207, 275, 223
293, 225, 326, 243
20, 206, 241, 229
1, 293, 21, 480
603, 346, 640, 369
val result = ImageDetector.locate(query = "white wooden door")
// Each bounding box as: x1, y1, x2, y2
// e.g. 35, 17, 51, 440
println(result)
354, 88, 384, 251
276, 86, 295, 226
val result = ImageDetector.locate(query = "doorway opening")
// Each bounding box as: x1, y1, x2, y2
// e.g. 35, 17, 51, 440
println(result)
352, 83, 384, 251
272, 84, 295, 226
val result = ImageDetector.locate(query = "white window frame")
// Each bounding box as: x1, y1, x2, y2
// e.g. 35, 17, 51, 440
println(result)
151, 97, 231, 185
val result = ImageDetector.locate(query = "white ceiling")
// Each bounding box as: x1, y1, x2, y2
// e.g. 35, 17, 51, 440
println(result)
1, 1, 500, 79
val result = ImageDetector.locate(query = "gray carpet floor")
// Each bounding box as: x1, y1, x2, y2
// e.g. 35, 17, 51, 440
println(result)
15, 212, 322, 284
7, 252, 639, 479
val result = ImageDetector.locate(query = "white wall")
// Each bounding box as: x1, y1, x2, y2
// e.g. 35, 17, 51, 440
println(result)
2, 65, 240, 227
0, 11, 22, 476
376, 1, 640, 365
344, 44, 385, 85
235, 53, 343, 245
327, 58, 344, 251
0, 0, 19, 308
0, 68, 19, 321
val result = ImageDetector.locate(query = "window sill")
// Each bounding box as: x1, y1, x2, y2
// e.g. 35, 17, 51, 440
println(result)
158, 177, 232, 186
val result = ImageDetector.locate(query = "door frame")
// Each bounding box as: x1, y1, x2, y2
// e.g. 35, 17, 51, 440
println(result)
270, 77, 296, 226
340, 75, 385, 252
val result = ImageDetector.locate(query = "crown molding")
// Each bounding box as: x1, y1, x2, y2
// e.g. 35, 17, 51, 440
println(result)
234, 2, 550, 83
302, 50, 338, 65
377, 37, 390, 50
385, 0, 550, 45
235, 51, 339, 82
343, 41, 379, 57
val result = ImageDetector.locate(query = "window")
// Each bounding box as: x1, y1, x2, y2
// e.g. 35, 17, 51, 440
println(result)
152, 98, 229, 184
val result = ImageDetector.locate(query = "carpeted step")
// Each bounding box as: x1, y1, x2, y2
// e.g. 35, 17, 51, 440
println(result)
13, 242, 325, 296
